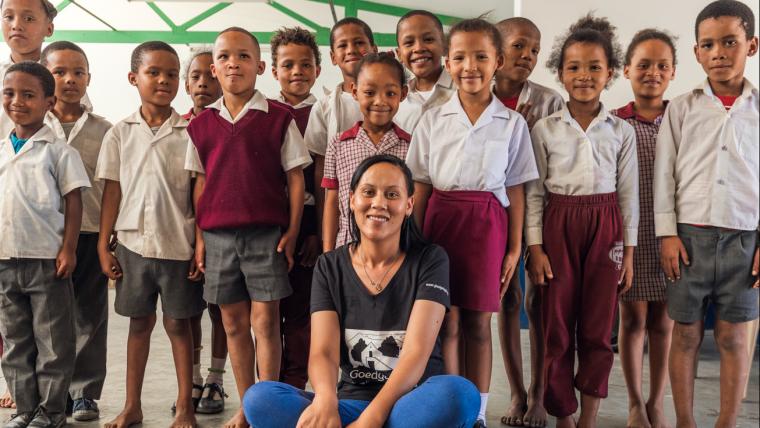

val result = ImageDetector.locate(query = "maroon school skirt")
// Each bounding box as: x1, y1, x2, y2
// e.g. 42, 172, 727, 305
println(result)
423, 189, 508, 312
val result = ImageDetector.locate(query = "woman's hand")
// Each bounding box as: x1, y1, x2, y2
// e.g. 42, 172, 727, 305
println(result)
296, 398, 342, 428
527, 245, 553, 286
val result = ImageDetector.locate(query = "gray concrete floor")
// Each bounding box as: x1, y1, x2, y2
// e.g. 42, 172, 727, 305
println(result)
1, 290, 758, 427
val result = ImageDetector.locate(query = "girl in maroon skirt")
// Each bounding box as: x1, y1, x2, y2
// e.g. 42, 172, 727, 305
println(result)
406, 19, 539, 427
525, 15, 639, 428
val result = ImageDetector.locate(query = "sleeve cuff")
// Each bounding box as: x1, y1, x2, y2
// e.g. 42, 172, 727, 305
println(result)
525, 227, 543, 246
624, 228, 638, 246
283, 155, 313, 172
60, 180, 92, 197
654, 213, 678, 237
321, 177, 339, 189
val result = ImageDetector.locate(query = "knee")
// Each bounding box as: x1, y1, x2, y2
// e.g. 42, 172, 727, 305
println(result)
621, 312, 647, 333
426, 376, 480, 422
208, 304, 223, 324
525, 287, 542, 316
251, 308, 279, 339
163, 317, 190, 338
442, 317, 461, 341
243, 381, 284, 423
129, 315, 156, 336
223, 316, 250, 338
463, 315, 492, 344
501, 282, 523, 313
672, 323, 702, 351
715, 328, 745, 353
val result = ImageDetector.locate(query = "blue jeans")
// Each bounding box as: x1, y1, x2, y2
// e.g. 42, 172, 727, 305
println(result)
243, 375, 480, 428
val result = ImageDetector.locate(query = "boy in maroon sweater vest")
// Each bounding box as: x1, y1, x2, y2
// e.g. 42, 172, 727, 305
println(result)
184, 27, 311, 428
269, 27, 321, 390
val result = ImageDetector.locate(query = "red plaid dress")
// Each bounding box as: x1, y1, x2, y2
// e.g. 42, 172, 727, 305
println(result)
321, 121, 411, 247
614, 102, 667, 301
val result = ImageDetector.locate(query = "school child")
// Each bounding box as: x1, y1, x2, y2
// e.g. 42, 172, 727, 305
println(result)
613, 29, 677, 428
394, 10, 455, 133
96, 41, 205, 428
181, 48, 229, 415
654, 1, 759, 426
322, 52, 410, 251
303, 17, 376, 240
184, 27, 311, 428
525, 14, 638, 428
39, 41, 112, 423
406, 19, 538, 427
269, 26, 321, 390
492, 17, 563, 428
0, 61, 89, 428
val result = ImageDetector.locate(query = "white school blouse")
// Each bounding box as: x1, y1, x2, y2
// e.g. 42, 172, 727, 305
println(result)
303, 83, 363, 156
525, 105, 639, 247
405, 94, 539, 207
0, 125, 90, 259
653, 79, 759, 236
395, 68, 456, 133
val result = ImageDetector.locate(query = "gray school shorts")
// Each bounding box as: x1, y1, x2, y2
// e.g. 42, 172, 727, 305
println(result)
202, 226, 292, 305
114, 245, 206, 320
666, 224, 759, 324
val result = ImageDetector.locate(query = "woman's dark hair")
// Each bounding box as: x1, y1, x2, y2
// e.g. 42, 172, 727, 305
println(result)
348, 154, 427, 252
354, 52, 406, 86
547, 13, 623, 84
447, 18, 504, 57
624, 29, 678, 66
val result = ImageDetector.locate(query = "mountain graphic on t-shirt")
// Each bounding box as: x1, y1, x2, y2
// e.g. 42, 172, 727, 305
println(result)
345, 329, 406, 372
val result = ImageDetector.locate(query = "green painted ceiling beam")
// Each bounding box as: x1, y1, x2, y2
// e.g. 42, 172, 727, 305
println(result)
305, 0, 462, 25
268, 0, 327, 32
178, 3, 232, 31
55, 0, 71, 12
146, 2, 178, 30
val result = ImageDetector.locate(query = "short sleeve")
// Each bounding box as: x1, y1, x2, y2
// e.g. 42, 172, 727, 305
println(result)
184, 137, 205, 174
321, 134, 340, 189
504, 115, 539, 187
56, 145, 91, 196
405, 112, 433, 184
95, 127, 121, 182
304, 99, 329, 156
281, 120, 313, 172
310, 254, 337, 314
413, 245, 450, 308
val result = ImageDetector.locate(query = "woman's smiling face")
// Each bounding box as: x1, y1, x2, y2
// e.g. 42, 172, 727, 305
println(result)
350, 162, 414, 243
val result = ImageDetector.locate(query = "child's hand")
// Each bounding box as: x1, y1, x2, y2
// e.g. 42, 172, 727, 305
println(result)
527, 245, 554, 286
752, 247, 759, 288
500, 250, 520, 298
516, 102, 537, 130
194, 237, 206, 274
299, 235, 321, 268
56, 248, 77, 278
188, 257, 203, 282
618, 246, 634, 296
277, 229, 298, 272
97, 246, 122, 280
660, 236, 689, 282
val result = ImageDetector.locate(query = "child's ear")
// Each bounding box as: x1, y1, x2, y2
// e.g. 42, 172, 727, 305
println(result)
127, 71, 137, 86
185, 78, 191, 95
748, 36, 759, 57
46, 95, 55, 112
400, 85, 409, 103
257, 60, 266, 76
496, 53, 505, 70
623, 64, 630, 80
46, 21, 54, 38
86, 72, 91, 87
670, 65, 676, 81
315, 65, 322, 79
352, 82, 358, 100
693, 43, 701, 63
271, 64, 278, 80
444, 56, 451, 73
371, 45, 378, 54
330, 50, 338, 66
210, 63, 218, 78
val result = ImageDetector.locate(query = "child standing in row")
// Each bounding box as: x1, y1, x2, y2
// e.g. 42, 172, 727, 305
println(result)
322, 52, 411, 251
96, 41, 205, 428
394, 10, 455, 133
0, 61, 89, 428
613, 29, 677, 428
269, 26, 322, 390
655, 1, 758, 427
185, 27, 311, 428
526, 15, 638, 428
492, 16, 563, 428
407, 19, 538, 427
41, 41, 112, 423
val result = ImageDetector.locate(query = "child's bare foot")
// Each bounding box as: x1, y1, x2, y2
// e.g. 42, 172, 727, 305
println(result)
104, 406, 143, 428
556, 416, 577, 428
500, 394, 527, 426
627, 402, 652, 428
224, 409, 249, 428
0, 390, 15, 408
646, 401, 671, 428
523, 396, 547, 427
171, 407, 197, 428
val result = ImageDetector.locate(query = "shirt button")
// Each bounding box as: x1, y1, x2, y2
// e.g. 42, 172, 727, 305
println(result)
717, 179, 725, 185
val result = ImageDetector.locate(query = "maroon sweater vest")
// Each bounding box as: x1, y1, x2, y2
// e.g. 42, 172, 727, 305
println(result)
187, 101, 293, 230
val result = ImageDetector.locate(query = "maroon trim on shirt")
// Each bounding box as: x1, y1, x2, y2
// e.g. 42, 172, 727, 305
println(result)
338, 121, 411, 144
613, 101, 669, 123
321, 177, 339, 189
182, 108, 195, 121
498, 96, 519, 111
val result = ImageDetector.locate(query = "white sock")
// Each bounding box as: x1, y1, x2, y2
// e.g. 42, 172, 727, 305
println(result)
206, 357, 226, 385
478, 393, 489, 423
192, 363, 203, 386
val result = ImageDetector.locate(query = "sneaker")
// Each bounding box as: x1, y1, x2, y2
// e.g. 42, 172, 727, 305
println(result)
3, 413, 33, 428
72, 398, 99, 421
27, 409, 65, 428
195, 382, 227, 414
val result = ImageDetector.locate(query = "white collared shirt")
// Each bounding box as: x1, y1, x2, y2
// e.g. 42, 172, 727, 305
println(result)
0, 125, 90, 259
654, 79, 759, 235
406, 94, 539, 207
525, 105, 639, 246
45, 108, 112, 233
276, 93, 318, 109
303, 83, 362, 156
95, 109, 195, 260
396, 68, 456, 133
184, 90, 312, 173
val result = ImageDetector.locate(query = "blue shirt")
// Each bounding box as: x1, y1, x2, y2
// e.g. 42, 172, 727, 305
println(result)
10, 132, 27, 154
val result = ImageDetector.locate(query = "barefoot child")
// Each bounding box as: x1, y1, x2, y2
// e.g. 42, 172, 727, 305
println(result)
526, 14, 638, 428
96, 41, 205, 428
0, 61, 89, 428
493, 17, 563, 428
41, 40, 112, 423
613, 29, 677, 428
654, 1, 759, 426
394, 10, 455, 133
185, 27, 311, 428
270, 26, 321, 390
181, 48, 229, 415
406, 19, 539, 427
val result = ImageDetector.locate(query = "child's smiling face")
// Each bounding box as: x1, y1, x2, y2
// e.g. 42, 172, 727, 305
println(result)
1, 0, 53, 58
2, 70, 54, 128
559, 42, 612, 104
45, 48, 90, 107
330, 23, 376, 79
353, 62, 407, 131
695, 16, 758, 90
273, 43, 320, 101
185, 53, 221, 110
212, 30, 265, 97
396, 14, 444, 81
446, 30, 503, 96
624, 39, 675, 101
128, 50, 180, 108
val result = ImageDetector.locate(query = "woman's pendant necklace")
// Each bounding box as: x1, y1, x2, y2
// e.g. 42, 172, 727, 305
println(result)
360, 246, 400, 293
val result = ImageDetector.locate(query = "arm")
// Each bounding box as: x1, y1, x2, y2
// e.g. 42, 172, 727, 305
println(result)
412, 182, 432, 228
525, 126, 553, 285
501, 184, 524, 292
322, 189, 340, 252
192, 174, 206, 274
616, 123, 639, 293
406, 115, 433, 227
279, 167, 305, 271
57, 189, 83, 278
97, 179, 123, 280
314, 154, 326, 242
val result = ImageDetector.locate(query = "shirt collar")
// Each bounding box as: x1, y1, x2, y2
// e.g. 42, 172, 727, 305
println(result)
440, 93, 510, 120
615, 101, 668, 123
2, 124, 57, 152
559, 102, 613, 124
696, 78, 758, 99
208, 90, 269, 116
408, 67, 455, 93
125, 107, 186, 129
277, 93, 317, 109
338, 121, 411, 143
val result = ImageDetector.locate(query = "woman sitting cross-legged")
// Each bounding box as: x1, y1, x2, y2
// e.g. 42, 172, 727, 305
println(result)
243, 154, 480, 428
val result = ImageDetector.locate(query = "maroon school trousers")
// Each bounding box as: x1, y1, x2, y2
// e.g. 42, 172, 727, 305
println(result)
540, 192, 623, 417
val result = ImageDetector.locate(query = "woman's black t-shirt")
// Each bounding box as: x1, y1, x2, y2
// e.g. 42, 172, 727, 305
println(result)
310, 243, 450, 401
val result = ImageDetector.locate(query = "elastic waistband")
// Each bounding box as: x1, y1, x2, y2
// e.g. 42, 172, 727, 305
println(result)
431, 189, 498, 204
547, 192, 617, 206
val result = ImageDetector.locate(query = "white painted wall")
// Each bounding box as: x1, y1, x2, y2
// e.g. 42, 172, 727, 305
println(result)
0, 0, 757, 122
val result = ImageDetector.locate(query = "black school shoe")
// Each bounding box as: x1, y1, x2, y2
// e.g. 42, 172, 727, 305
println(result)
27, 409, 65, 428
473, 419, 487, 428
3, 412, 33, 428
